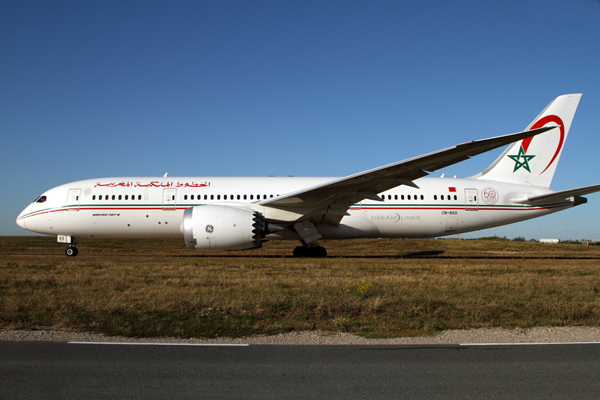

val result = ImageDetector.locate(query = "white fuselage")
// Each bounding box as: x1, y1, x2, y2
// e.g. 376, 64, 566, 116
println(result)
16, 176, 573, 241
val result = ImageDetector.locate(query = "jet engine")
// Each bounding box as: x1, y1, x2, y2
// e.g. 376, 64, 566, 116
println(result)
183, 205, 275, 251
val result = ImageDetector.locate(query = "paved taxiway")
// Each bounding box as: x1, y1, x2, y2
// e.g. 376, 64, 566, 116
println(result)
2, 341, 600, 399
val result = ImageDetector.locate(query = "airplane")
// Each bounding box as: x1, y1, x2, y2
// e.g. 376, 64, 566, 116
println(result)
16, 94, 600, 257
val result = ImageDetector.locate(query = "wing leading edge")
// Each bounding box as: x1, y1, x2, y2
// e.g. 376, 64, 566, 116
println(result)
260, 126, 557, 226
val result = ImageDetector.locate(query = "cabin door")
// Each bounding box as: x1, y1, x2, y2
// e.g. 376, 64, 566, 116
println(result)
465, 189, 478, 211
162, 189, 177, 210
67, 189, 81, 211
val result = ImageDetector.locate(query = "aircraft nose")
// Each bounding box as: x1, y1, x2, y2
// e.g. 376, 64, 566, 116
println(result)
16, 212, 27, 230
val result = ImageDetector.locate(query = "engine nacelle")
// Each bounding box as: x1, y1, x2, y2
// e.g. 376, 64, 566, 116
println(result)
183, 205, 266, 251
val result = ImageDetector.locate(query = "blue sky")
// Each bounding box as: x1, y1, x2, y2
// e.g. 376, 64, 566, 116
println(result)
2, 0, 600, 240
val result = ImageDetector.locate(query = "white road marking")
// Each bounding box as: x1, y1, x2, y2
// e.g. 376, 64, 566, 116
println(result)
460, 342, 600, 346
69, 342, 249, 346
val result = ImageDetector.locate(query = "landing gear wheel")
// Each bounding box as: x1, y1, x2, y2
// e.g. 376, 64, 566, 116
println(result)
293, 244, 327, 258
65, 246, 78, 257
308, 245, 327, 258
293, 246, 308, 258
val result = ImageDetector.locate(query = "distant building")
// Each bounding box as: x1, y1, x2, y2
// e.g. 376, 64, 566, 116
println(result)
540, 238, 560, 244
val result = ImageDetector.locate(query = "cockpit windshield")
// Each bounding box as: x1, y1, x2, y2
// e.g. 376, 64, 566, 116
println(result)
33, 196, 47, 203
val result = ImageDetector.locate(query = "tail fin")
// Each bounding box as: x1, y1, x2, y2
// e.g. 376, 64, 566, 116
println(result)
474, 93, 582, 188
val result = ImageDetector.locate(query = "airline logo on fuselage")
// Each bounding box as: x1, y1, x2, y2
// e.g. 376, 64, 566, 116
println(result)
94, 181, 211, 188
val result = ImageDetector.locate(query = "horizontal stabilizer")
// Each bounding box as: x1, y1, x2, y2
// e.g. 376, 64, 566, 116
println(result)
511, 183, 600, 204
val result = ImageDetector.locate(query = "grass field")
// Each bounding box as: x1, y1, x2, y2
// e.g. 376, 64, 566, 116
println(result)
1, 236, 600, 338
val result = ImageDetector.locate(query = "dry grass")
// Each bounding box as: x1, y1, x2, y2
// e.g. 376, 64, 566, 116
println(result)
1, 236, 600, 338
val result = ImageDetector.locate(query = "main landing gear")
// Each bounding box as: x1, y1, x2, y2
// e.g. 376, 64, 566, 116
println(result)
293, 243, 327, 258
65, 245, 79, 257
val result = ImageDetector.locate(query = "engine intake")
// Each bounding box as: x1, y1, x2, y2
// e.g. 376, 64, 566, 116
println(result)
183, 205, 267, 251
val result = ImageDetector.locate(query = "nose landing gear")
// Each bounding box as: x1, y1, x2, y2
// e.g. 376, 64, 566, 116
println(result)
65, 245, 79, 257
58, 235, 78, 257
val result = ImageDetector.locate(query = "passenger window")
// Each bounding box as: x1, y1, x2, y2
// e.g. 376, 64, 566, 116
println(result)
204, 195, 207, 200
118, 195, 122, 200
395, 195, 398, 200
217, 195, 221, 200
191, 195, 194, 200
407, 195, 411, 200
244, 195, 247, 200
237, 194, 241, 200
112, 195, 115, 200
401, 195, 404, 200
250, 195, 253, 200
434, 195, 437, 200
210, 195, 214, 200
184, 195, 188, 200
421, 195, 424, 200
224, 195, 227, 200
138, 195, 142, 200
441, 195, 444, 200
454, 195, 457, 200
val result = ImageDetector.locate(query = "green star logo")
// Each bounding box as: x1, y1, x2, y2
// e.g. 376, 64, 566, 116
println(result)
508, 145, 535, 173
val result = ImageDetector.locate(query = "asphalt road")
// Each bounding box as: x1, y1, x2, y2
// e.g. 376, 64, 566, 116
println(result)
1, 342, 600, 399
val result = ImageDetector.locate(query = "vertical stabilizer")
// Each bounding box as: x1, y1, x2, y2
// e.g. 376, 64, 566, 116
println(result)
473, 94, 582, 188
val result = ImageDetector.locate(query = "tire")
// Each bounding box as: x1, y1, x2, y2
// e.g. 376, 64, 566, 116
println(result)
293, 246, 307, 258
65, 247, 78, 257
314, 246, 327, 258
307, 246, 327, 258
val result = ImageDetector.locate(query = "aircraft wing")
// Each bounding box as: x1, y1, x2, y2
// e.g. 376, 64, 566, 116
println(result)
511, 183, 600, 204
259, 126, 556, 225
